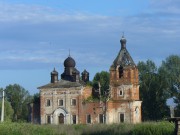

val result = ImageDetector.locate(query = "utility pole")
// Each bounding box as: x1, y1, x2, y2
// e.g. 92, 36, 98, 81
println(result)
1, 90, 4, 122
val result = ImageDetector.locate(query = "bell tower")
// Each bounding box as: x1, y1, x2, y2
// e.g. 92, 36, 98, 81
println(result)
109, 36, 139, 101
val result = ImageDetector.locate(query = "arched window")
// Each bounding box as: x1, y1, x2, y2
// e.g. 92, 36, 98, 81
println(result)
119, 90, 123, 96
119, 66, 123, 78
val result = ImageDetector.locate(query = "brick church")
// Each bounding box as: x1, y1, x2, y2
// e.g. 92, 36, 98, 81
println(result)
29, 36, 142, 124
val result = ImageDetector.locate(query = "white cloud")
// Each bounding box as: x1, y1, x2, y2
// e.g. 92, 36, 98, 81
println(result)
0, 1, 179, 70
149, 0, 180, 15
0, 2, 108, 23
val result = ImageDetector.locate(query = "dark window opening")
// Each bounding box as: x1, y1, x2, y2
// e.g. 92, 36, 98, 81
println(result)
119, 66, 123, 78
72, 115, 76, 124
120, 113, 124, 123
46, 99, 51, 106
120, 90, 123, 96
71, 99, 76, 106
59, 99, 63, 106
99, 114, 104, 123
47, 115, 51, 124
87, 114, 91, 124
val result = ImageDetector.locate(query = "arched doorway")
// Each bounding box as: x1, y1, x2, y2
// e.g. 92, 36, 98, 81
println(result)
135, 107, 140, 123
53, 108, 68, 125
58, 113, 64, 124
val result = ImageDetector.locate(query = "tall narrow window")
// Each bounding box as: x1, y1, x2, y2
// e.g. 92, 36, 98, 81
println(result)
120, 113, 125, 123
119, 90, 123, 96
58, 99, 63, 106
87, 114, 91, 124
47, 115, 51, 124
99, 114, 104, 123
72, 115, 76, 124
46, 99, 51, 107
71, 99, 76, 106
119, 66, 123, 78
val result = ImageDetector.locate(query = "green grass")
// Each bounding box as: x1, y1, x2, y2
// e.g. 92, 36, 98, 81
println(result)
0, 121, 175, 135
132, 122, 175, 135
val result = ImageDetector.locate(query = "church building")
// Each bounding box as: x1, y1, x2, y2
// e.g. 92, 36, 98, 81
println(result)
30, 36, 142, 124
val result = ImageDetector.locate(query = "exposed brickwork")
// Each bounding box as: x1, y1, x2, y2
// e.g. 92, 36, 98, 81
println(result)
82, 86, 92, 99
109, 65, 141, 123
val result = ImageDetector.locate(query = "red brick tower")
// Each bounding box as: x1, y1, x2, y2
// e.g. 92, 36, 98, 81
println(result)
108, 35, 141, 123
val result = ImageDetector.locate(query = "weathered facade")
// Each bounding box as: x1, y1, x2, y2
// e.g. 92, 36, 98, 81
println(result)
108, 36, 142, 123
31, 36, 142, 124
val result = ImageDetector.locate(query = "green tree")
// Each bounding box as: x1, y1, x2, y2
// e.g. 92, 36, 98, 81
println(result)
159, 55, 180, 116
32, 93, 40, 103
0, 88, 14, 121
0, 100, 14, 121
5, 84, 31, 122
92, 71, 110, 97
138, 60, 169, 121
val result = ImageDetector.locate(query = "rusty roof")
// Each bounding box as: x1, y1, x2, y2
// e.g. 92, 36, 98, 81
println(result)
38, 79, 83, 89
111, 36, 136, 68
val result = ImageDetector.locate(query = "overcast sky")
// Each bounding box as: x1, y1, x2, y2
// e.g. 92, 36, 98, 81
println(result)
0, 0, 180, 94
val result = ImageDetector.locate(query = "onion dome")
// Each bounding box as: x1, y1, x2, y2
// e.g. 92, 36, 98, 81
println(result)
120, 35, 127, 49
64, 56, 76, 67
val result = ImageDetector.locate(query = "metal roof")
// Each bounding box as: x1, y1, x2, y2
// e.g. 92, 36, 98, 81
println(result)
111, 36, 136, 68
38, 79, 83, 89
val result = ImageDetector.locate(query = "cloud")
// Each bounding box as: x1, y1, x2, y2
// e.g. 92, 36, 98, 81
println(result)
148, 0, 180, 16
0, 2, 108, 23
0, 1, 179, 71
0, 1, 180, 95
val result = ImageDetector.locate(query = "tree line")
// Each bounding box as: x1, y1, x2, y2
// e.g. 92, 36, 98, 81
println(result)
0, 54, 179, 122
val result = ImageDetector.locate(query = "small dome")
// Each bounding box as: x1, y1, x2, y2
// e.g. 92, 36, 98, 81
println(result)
120, 35, 127, 44
64, 56, 76, 67
120, 35, 127, 49
51, 68, 58, 75
82, 69, 89, 75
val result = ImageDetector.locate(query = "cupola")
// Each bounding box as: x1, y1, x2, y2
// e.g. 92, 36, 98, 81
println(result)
61, 54, 80, 82
81, 69, 89, 82
64, 56, 76, 68
120, 35, 127, 49
51, 68, 58, 83
111, 35, 135, 68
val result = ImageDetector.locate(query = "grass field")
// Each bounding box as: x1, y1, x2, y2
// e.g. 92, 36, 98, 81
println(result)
0, 121, 175, 135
